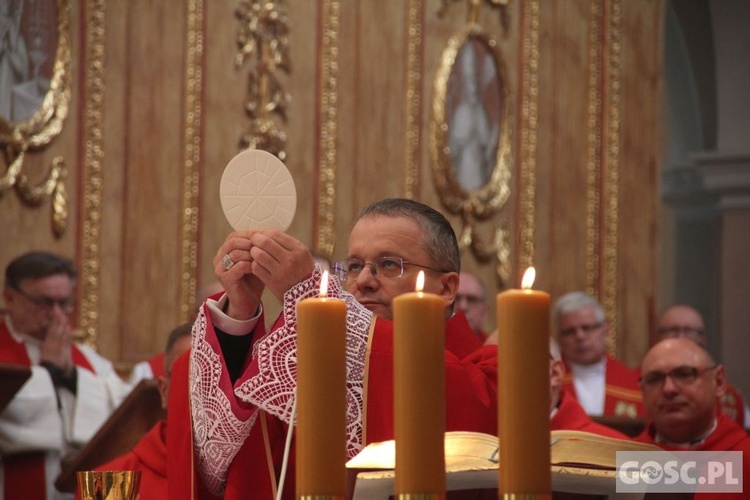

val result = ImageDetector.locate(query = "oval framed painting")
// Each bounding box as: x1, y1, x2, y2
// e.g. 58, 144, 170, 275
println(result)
0, 0, 71, 144
430, 25, 511, 219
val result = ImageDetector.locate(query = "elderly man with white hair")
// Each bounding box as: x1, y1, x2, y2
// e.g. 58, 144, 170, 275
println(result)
554, 291, 644, 419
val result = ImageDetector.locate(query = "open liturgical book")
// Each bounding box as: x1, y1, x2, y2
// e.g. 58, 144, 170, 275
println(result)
347, 430, 660, 471
346, 430, 662, 498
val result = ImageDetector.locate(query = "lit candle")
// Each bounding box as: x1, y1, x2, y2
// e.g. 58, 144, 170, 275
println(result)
296, 271, 348, 498
497, 267, 551, 497
393, 271, 446, 497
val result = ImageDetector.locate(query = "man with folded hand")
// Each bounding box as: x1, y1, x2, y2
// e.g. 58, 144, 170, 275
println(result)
0, 251, 131, 499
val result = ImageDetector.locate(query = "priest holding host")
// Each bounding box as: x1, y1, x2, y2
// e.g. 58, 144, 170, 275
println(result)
167, 198, 498, 499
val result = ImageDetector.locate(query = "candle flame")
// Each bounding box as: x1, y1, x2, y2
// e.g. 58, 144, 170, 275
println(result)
415, 270, 425, 292
521, 267, 536, 290
320, 270, 329, 297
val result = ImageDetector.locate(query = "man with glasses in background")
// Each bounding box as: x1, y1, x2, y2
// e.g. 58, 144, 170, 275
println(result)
635, 337, 750, 498
0, 251, 132, 499
554, 291, 644, 419
455, 270, 490, 343
168, 198, 498, 499
656, 304, 749, 429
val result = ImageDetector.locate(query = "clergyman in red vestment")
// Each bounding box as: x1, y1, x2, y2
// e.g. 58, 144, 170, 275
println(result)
167, 198, 499, 499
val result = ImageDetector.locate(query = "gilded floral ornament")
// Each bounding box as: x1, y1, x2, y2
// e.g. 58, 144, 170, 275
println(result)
235, 0, 291, 160
0, 0, 72, 237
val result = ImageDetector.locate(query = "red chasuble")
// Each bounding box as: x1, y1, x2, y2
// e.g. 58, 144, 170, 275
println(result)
0, 320, 95, 500
167, 309, 498, 499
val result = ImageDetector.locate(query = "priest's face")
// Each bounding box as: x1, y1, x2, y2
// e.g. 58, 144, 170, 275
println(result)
342, 214, 457, 320
640, 338, 724, 444
556, 305, 609, 366
3, 273, 75, 340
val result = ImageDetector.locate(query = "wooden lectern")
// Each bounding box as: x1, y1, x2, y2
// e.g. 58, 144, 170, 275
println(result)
55, 378, 166, 493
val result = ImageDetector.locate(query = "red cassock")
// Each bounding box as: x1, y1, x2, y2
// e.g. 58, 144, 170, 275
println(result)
719, 383, 746, 428
635, 415, 750, 499
167, 271, 498, 500
551, 389, 630, 439
76, 421, 168, 500
562, 354, 645, 418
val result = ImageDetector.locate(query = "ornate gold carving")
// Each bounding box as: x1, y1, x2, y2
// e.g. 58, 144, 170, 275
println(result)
179, 0, 204, 322
404, 0, 423, 199
603, 0, 622, 344
78, 0, 106, 347
315, 0, 340, 258
438, 0, 511, 24
430, 24, 512, 285
0, 0, 72, 237
585, 0, 603, 298
518, 0, 540, 273
235, 0, 291, 161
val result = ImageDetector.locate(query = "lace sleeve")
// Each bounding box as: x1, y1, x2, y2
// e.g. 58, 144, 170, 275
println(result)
235, 267, 373, 457
190, 306, 260, 495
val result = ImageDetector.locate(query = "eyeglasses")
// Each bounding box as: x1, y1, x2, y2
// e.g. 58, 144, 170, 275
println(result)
332, 256, 445, 281
558, 322, 603, 337
657, 325, 704, 338
12, 286, 75, 313
639, 365, 718, 390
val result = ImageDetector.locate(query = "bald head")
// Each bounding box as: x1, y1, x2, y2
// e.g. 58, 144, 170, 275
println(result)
640, 338, 724, 444
656, 304, 706, 347
642, 337, 714, 373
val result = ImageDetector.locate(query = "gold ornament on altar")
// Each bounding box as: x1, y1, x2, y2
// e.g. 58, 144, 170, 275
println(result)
77, 471, 141, 500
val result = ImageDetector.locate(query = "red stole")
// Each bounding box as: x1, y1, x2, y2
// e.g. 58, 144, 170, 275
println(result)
719, 383, 746, 428
167, 311, 498, 499
0, 320, 95, 500
551, 389, 630, 439
561, 354, 645, 418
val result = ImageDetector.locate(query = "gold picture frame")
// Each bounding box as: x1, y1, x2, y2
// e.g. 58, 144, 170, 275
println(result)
430, 24, 512, 272
430, 24, 511, 219
0, 0, 72, 235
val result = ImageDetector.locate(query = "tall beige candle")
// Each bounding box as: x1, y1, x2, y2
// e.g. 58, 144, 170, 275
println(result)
296, 271, 348, 498
393, 271, 446, 497
497, 267, 551, 498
